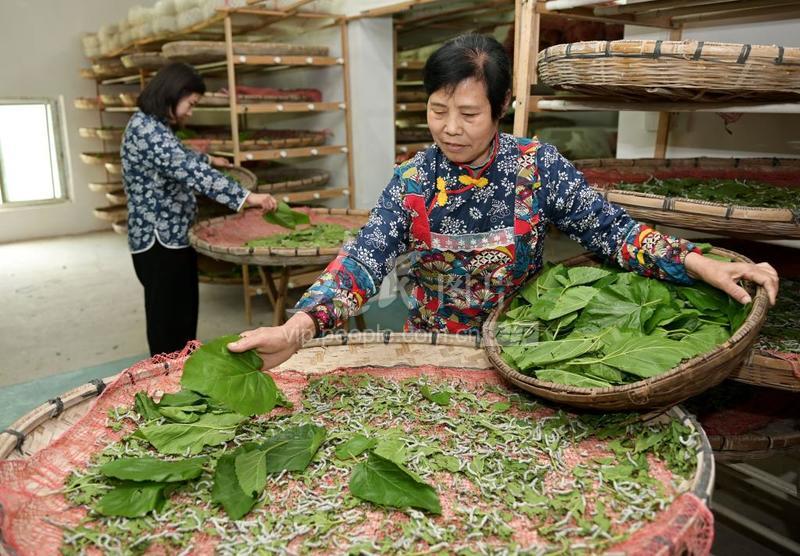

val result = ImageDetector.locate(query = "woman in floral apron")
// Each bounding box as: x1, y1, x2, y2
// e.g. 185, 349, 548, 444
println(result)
229, 34, 778, 367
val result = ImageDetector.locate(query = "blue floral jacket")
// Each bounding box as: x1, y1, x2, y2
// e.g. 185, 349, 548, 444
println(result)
295, 134, 699, 335
120, 111, 249, 253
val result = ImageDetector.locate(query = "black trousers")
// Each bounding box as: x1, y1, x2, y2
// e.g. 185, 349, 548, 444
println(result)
132, 242, 199, 356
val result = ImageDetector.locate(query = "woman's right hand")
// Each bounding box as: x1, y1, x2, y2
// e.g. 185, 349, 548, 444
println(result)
227, 312, 316, 370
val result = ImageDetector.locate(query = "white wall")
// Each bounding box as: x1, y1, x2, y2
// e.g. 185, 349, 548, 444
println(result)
0, 0, 143, 244
617, 19, 800, 160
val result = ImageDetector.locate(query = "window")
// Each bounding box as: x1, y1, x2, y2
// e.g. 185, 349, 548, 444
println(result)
0, 99, 67, 206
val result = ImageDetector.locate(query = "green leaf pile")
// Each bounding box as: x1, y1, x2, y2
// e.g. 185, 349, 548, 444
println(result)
500, 261, 750, 387
245, 223, 355, 249
263, 201, 311, 230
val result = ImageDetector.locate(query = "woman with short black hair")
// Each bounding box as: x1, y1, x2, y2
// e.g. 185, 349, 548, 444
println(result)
121, 62, 277, 356
229, 34, 778, 368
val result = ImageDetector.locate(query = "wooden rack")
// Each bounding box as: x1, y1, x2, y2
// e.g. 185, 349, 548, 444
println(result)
512, 0, 800, 157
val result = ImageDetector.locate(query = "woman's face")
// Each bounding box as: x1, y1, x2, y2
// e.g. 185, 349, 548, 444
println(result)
171, 92, 202, 125
427, 77, 499, 166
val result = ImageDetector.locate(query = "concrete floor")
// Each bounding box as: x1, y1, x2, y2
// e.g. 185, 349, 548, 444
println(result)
0, 230, 278, 389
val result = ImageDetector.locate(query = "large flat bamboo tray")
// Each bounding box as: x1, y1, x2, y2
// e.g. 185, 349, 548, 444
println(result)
120, 52, 166, 70
183, 129, 326, 153
80, 152, 120, 166
483, 249, 769, 411
251, 166, 331, 194
87, 181, 122, 193
162, 40, 329, 64
190, 207, 368, 266
538, 40, 800, 102
574, 157, 800, 240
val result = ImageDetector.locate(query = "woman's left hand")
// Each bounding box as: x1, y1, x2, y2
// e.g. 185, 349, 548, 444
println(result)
209, 155, 232, 167
246, 192, 278, 213
685, 252, 779, 306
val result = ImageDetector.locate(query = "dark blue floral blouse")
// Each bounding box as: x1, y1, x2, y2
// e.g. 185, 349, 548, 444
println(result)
120, 111, 250, 253
295, 134, 699, 335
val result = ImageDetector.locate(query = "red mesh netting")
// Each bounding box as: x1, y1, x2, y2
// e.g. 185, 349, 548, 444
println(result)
193, 207, 363, 248
579, 167, 800, 190
0, 346, 714, 555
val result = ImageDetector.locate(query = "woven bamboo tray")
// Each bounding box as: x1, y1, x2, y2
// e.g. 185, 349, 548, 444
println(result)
120, 51, 166, 70
687, 382, 800, 461
91, 59, 130, 79
78, 127, 99, 139
483, 249, 769, 411
96, 128, 125, 142
220, 166, 257, 189
78, 68, 95, 80
198, 90, 319, 106
98, 94, 123, 107
111, 220, 127, 236
396, 90, 427, 102
93, 205, 127, 222
574, 157, 800, 240
162, 40, 329, 64
119, 93, 138, 107
73, 97, 101, 110
396, 127, 432, 143
105, 189, 127, 205
80, 152, 120, 166
538, 40, 800, 102
0, 334, 716, 555
87, 181, 122, 193
183, 130, 327, 153
251, 166, 331, 194
190, 207, 369, 266
104, 161, 123, 175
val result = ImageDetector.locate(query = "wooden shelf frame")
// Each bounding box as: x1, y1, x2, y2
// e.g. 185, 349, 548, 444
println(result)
512, 0, 800, 158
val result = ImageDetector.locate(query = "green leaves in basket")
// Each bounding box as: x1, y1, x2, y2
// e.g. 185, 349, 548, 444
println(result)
335, 434, 377, 460
263, 201, 310, 230
212, 443, 261, 520
349, 451, 441, 514
139, 411, 247, 455
499, 260, 748, 388
245, 224, 354, 249
99, 456, 208, 482
234, 424, 327, 497
181, 335, 280, 417
95, 482, 178, 518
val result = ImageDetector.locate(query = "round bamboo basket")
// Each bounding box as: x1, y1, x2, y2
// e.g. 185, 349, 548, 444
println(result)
96, 128, 125, 142
104, 189, 127, 205
574, 157, 800, 240
0, 334, 715, 555
80, 152, 120, 166
220, 166, 257, 189
73, 97, 101, 110
731, 352, 800, 392
120, 51, 166, 70
119, 93, 138, 107
483, 249, 770, 411
251, 166, 331, 194
161, 40, 329, 64
538, 40, 800, 102
111, 220, 128, 235
104, 161, 123, 175
98, 93, 123, 107
87, 181, 122, 193
93, 204, 127, 222
190, 207, 369, 266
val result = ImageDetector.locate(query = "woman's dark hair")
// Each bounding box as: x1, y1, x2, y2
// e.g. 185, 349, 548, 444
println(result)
423, 34, 511, 120
137, 62, 206, 121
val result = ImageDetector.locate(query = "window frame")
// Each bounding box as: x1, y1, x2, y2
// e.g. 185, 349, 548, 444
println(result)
0, 97, 70, 209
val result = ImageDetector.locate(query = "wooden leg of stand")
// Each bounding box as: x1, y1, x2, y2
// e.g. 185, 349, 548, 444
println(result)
273, 267, 290, 326
355, 314, 367, 331
242, 264, 252, 325
258, 266, 277, 309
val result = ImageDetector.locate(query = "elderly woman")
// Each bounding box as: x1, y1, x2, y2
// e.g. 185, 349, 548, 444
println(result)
121, 62, 277, 356
229, 34, 778, 367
